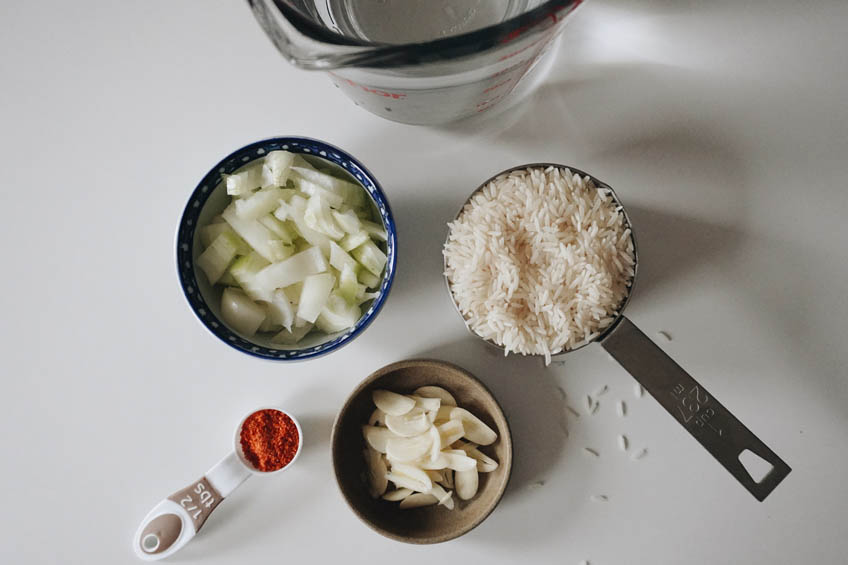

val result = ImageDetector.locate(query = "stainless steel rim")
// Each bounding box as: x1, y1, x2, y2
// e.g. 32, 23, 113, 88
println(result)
442, 163, 639, 358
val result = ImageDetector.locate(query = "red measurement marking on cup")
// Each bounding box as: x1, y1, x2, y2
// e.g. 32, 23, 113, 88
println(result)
483, 78, 514, 94
488, 59, 532, 80
330, 73, 408, 100
498, 0, 583, 45
498, 34, 548, 62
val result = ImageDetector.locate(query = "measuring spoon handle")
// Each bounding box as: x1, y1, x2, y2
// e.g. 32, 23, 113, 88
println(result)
133, 452, 251, 561
601, 316, 791, 501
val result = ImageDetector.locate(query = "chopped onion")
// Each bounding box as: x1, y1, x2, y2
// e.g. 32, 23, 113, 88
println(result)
258, 215, 294, 245
304, 193, 345, 240
332, 209, 361, 234
265, 289, 295, 332
197, 151, 386, 344
315, 293, 360, 333
253, 246, 327, 298
197, 232, 241, 284
297, 273, 335, 324
235, 187, 285, 221
229, 252, 272, 301
339, 231, 370, 252
271, 322, 313, 345
360, 219, 388, 241
220, 288, 265, 336
225, 164, 262, 196
351, 240, 387, 277
222, 203, 290, 263
261, 150, 294, 188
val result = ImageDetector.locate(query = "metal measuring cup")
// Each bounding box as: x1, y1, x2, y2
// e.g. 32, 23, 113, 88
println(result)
444, 163, 791, 501
133, 408, 303, 560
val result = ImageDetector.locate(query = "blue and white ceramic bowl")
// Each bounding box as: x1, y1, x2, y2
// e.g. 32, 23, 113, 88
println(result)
176, 137, 397, 360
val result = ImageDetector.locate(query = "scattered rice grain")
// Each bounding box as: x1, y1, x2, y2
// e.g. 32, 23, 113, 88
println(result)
617, 400, 626, 417
583, 447, 599, 457
618, 435, 629, 451
593, 384, 609, 397
590, 494, 608, 502
631, 448, 648, 460
634, 383, 644, 398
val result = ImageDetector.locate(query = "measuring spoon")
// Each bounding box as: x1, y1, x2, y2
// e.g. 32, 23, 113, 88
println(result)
133, 408, 302, 560
445, 164, 791, 501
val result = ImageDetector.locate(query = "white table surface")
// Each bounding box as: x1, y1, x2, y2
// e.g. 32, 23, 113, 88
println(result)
2, 1, 847, 563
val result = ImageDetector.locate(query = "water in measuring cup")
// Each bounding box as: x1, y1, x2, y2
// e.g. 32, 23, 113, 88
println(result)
318, 0, 533, 44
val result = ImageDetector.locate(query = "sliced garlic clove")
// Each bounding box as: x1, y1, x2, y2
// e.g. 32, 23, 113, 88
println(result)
385, 411, 431, 437
399, 493, 439, 509
434, 405, 454, 423
455, 468, 479, 500
426, 470, 445, 484
414, 386, 457, 406
382, 488, 413, 501
368, 408, 386, 426
410, 395, 441, 413
455, 442, 499, 472
389, 463, 433, 491
373, 389, 416, 416
362, 425, 393, 453
385, 472, 430, 493
437, 419, 465, 446
450, 407, 498, 445
428, 424, 442, 462
444, 449, 478, 472
428, 483, 454, 509
386, 433, 432, 462
440, 469, 454, 489
419, 453, 449, 470
364, 448, 388, 498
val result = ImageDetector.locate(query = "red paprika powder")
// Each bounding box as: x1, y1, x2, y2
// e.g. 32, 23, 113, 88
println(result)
239, 409, 300, 472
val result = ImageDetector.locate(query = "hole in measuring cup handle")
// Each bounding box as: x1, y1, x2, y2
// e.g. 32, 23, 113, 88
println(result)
138, 514, 183, 555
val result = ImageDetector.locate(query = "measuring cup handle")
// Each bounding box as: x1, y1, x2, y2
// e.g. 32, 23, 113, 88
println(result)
601, 316, 791, 501
133, 453, 251, 561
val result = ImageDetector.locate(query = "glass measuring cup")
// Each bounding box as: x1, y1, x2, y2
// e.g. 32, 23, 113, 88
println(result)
444, 164, 792, 501
133, 408, 302, 561
246, 0, 586, 124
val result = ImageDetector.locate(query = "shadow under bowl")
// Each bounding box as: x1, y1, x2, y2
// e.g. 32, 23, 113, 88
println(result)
331, 359, 513, 544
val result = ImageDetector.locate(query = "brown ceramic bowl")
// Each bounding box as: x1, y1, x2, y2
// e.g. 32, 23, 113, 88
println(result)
331, 359, 513, 544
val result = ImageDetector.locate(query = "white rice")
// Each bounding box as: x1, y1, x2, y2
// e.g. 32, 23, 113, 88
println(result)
444, 166, 635, 364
